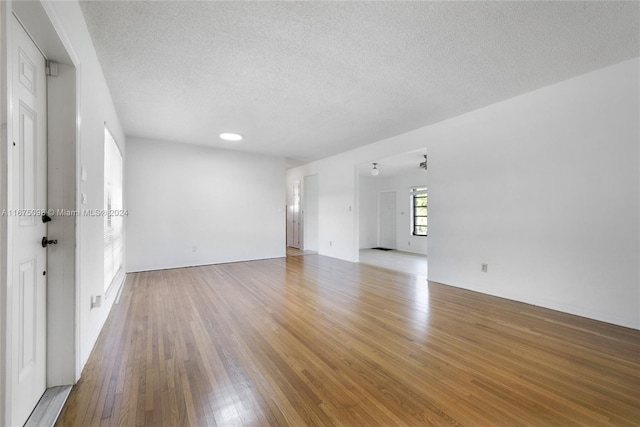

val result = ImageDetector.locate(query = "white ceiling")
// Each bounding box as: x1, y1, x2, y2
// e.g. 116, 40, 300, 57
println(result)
79, 1, 639, 167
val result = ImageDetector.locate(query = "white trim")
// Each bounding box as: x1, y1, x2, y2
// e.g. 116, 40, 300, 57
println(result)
410, 186, 427, 195
0, 3, 15, 423
103, 125, 123, 296
38, 1, 83, 380
39, 1, 79, 67
411, 187, 428, 237
0, 1, 4, 415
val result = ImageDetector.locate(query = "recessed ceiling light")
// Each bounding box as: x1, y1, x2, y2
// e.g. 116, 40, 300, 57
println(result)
219, 132, 243, 141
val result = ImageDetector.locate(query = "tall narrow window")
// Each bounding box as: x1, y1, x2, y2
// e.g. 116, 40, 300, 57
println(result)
411, 187, 427, 236
104, 127, 123, 292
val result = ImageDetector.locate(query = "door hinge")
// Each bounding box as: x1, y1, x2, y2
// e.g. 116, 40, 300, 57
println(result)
45, 60, 58, 77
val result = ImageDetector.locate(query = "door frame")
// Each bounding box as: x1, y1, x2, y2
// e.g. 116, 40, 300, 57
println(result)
0, 1, 81, 423
302, 174, 319, 252
287, 180, 303, 249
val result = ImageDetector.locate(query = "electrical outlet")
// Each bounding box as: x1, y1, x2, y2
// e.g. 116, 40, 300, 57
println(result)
329, 241, 332, 247
481, 263, 488, 272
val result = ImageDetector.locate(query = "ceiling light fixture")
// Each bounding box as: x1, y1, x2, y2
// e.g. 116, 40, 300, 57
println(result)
371, 162, 379, 176
219, 132, 243, 141
420, 154, 427, 170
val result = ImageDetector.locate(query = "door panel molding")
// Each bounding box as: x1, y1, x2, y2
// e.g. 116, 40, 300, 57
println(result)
9, 13, 47, 426
18, 257, 36, 380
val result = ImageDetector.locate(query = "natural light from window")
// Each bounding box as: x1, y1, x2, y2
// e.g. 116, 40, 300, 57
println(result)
411, 187, 427, 236
104, 127, 123, 292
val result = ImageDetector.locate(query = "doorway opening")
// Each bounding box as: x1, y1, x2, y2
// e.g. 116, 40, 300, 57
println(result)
286, 174, 318, 257
286, 180, 302, 250
357, 149, 428, 277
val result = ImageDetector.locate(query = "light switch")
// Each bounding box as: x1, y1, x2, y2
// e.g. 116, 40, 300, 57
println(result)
81, 166, 87, 182
81, 193, 87, 204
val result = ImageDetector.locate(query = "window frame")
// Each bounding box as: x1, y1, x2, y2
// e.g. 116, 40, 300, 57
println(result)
411, 187, 427, 237
104, 125, 123, 294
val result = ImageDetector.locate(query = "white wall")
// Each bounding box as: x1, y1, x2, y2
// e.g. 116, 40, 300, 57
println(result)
43, 0, 127, 372
126, 138, 285, 272
358, 175, 382, 249
303, 174, 319, 252
288, 58, 640, 329
427, 58, 639, 329
320, 157, 359, 261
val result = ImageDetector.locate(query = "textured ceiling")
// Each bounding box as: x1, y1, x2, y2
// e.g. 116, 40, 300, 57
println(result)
79, 1, 639, 166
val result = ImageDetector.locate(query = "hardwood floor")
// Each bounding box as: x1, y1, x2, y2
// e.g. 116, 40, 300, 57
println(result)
285, 246, 305, 257
57, 255, 640, 426
359, 249, 428, 277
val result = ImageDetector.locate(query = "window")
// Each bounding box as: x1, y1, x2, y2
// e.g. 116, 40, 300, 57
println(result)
411, 187, 427, 236
104, 127, 123, 292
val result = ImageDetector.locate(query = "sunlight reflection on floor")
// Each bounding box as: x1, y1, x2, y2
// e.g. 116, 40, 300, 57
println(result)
358, 249, 428, 278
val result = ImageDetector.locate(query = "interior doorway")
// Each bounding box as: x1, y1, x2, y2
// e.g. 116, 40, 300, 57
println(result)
286, 175, 319, 257
356, 149, 428, 277
286, 180, 301, 249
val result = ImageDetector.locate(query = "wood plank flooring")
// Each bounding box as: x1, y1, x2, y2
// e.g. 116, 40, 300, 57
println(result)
359, 249, 428, 277
57, 255, 640, 426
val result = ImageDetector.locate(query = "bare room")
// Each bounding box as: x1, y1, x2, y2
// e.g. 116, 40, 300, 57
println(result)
0, 1, 638, 426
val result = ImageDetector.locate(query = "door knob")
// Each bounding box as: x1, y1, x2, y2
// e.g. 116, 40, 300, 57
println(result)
42, 237, 58, 248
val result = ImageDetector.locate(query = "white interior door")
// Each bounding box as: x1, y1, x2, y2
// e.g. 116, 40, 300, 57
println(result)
379, 191, 397, 249
10, 15, 48, 426
287, 181, 301, 248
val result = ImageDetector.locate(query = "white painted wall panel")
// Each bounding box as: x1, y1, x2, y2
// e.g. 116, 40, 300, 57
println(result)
303, 174, 319, 252
358, 176, 380, 249
126, 138, 285, 272
427, 58, 639, 329
43, 1, 127, 372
